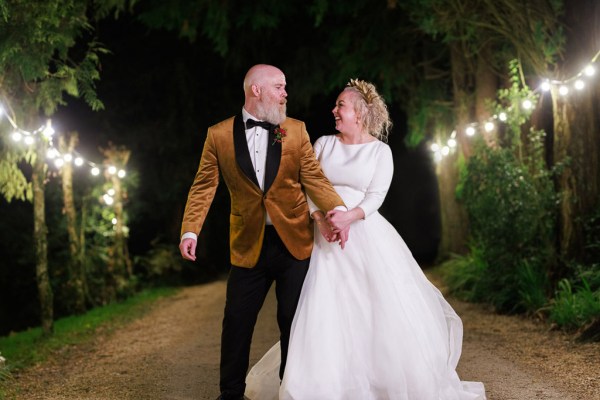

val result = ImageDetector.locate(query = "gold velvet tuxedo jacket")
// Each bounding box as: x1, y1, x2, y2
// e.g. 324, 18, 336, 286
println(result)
181, 115, 344, 267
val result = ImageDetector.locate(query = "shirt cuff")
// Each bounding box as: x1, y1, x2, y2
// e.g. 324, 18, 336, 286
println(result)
334, 205, 348, 212
181, 232, 198, 242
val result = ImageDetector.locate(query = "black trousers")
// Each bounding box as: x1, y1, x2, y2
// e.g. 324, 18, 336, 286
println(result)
219, 225, 309, 399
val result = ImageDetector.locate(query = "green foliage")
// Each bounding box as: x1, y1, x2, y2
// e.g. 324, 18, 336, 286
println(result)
0, 151, 32, 202
516, 259, 550, 314
457, 142, 556, 312
582, 204, 600, 265
135, 241, 185, 281
437, 245, 488, 303
549, 278, 600, 331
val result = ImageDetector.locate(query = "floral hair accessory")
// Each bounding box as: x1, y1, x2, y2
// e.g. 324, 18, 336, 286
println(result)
272, 127, 287, 145
347, 78, 379, 105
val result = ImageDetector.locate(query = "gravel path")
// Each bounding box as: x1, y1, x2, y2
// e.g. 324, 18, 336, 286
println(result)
7, 275, 600, 400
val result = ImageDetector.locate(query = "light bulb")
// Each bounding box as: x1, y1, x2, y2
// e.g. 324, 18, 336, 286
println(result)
559, 86, 569, 96
11, 131, 22, 142
541, 81, 551, 91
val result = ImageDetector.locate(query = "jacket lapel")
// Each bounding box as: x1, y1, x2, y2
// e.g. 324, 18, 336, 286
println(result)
233, 115, 260, 188
264, 125, 281, 193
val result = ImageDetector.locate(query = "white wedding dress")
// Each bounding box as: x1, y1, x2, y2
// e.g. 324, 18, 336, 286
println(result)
245, 135, 486, 400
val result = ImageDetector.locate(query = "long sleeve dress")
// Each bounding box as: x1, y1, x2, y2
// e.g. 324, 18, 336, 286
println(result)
245, 134, 486, 400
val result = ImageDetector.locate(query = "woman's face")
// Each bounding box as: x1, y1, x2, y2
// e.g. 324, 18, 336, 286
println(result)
332, 90, 359, 134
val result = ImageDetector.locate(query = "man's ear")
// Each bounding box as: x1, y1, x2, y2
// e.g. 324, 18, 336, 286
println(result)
251, 84, 261, 97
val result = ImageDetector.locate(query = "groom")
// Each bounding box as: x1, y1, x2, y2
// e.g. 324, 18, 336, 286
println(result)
179, 64, 345, 400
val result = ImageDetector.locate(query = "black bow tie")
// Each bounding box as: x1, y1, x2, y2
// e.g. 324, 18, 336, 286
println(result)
246, 119, 273, 131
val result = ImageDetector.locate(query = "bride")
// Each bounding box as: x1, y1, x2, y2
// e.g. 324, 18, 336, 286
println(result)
245, 79, 486, 400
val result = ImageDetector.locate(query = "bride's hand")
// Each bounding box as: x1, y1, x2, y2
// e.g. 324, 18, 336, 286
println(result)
326, 208, 363, 232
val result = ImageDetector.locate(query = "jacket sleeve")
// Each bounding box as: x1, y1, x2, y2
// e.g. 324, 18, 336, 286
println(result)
180, 130, 220, 237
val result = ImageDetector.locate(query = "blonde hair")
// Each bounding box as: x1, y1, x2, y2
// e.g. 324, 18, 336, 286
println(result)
345, 79, 392, 142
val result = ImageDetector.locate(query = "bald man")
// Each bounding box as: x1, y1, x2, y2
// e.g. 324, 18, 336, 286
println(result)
179, 64, 345, 400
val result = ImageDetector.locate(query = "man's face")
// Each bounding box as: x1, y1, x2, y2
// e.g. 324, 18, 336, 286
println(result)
255, 73, 287, 125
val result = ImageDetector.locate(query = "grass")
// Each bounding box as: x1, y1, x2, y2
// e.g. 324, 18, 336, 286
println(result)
0, 286, 178, 386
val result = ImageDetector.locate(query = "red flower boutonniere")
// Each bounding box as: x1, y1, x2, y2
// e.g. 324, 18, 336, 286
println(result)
272, 127, 287, 145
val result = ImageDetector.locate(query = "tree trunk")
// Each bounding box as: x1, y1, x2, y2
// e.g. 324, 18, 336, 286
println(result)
33, 133, 53, 335
101, 144, 132, 299
551, 0, 600, 263
475, 42, 498, 146
58, 133, 87, 313
435, 42, 472, 258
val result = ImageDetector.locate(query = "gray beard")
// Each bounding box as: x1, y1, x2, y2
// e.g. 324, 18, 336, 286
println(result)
256, 103, 287, 125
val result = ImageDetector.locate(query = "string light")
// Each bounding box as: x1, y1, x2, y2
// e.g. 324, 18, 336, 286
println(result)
0, 99, 130, 211
0, 100, 128, 182
429, 48, 599, 162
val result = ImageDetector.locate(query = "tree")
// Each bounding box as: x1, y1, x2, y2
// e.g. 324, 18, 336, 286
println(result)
58, 132, 88, 313
0, 0, 131, 334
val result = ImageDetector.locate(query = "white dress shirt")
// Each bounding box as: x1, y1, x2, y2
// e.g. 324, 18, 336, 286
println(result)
242, 108, 273, 225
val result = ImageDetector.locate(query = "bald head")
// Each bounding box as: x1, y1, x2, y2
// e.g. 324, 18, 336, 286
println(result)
243, 64, 284, 93
243, 64, 287, 125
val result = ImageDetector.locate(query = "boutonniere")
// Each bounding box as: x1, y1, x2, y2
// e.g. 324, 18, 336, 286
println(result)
272, 127, 287, 145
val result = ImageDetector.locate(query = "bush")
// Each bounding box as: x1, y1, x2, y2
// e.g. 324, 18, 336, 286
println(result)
457, 141, 556, 312
549, 278, 600, 331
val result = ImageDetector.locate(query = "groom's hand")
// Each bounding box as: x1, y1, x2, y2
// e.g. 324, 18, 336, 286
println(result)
179, 238, 197, 261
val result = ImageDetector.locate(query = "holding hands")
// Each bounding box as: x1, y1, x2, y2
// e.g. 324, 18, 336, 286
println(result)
313, 207, 364, 250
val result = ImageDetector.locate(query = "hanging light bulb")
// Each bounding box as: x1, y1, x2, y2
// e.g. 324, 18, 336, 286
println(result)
91, 167, 100, 176
465, 127, 476, 136
584, 65, 596, 76
448, 138, 457, 148
103, 194, 114, 205
74, 157, 84, 166
63, 153, 73, 162
54, 158, 65, 168
46, 148, 59, 159
107, 166, 117, 175
430, 143, 440, 152
11, 131, 22, 142
107, 188, 116, 196
484, 122, 495, 132
540, 81, 551, 91
559, 86, 569, 96
522, 99, 533, 110
42, 119, 55, 138
24, 136, 35, 145
574, 80, 585, 90
442, 146, 450, 155
112, 218, 118, 225
498, 112, 507, 122
117, 169, 126, 178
